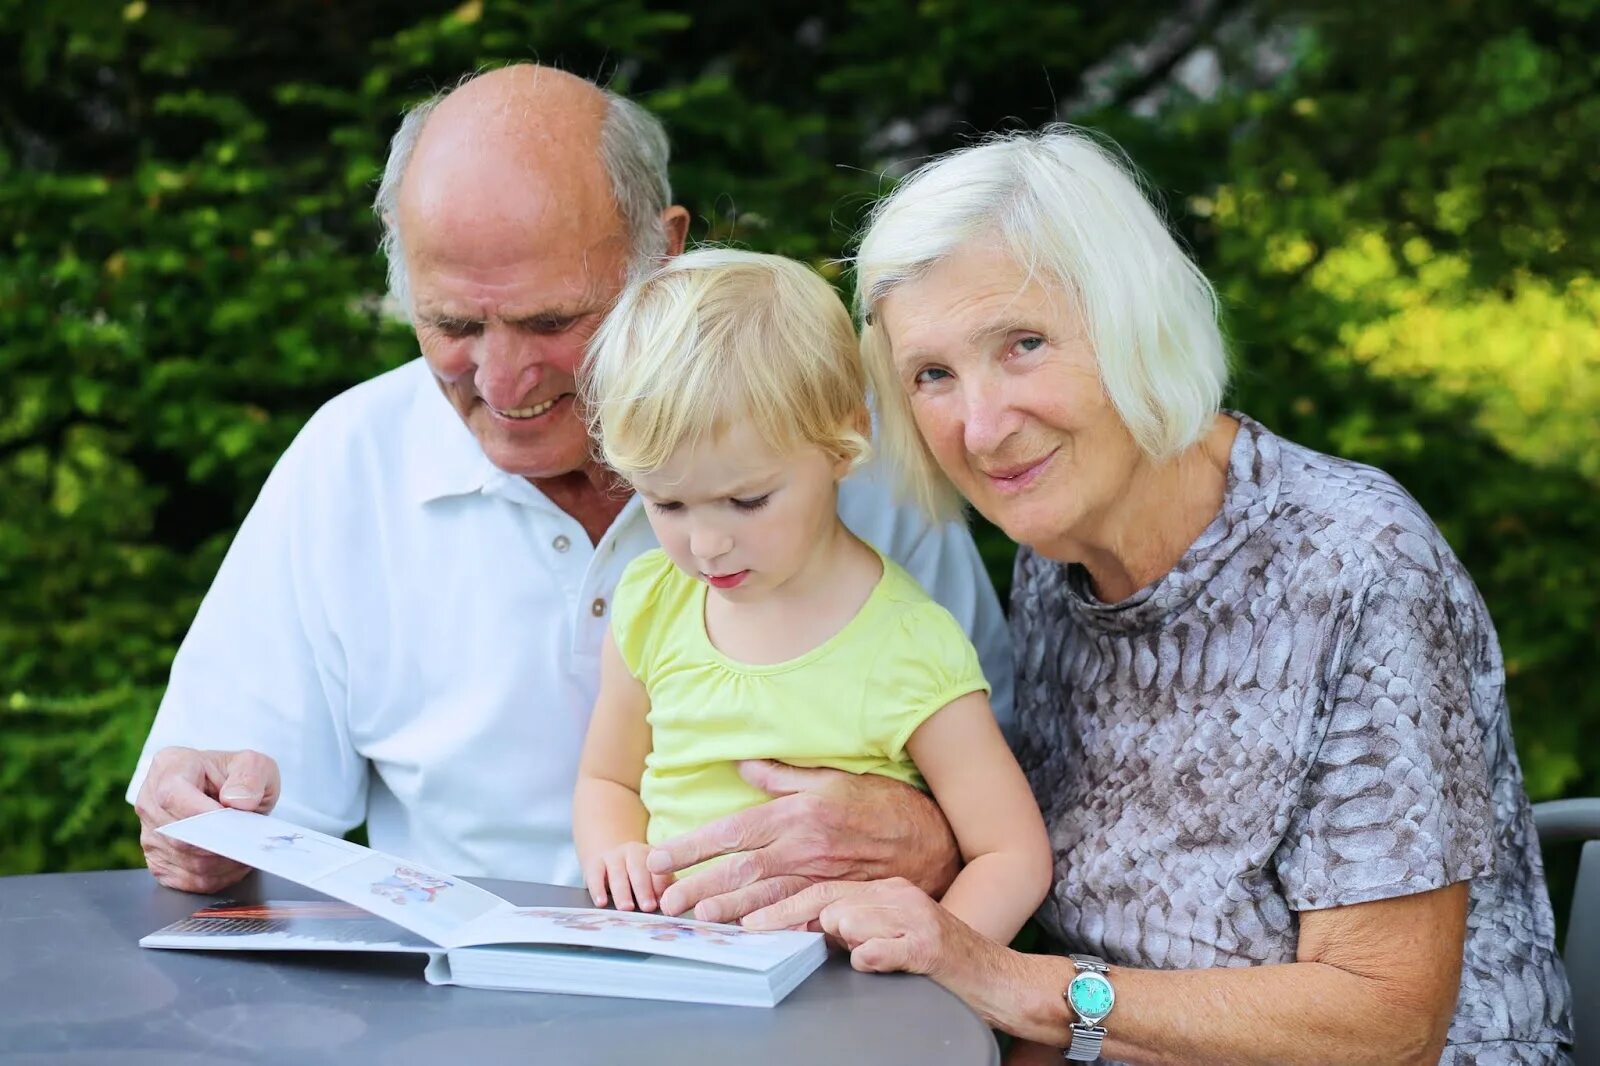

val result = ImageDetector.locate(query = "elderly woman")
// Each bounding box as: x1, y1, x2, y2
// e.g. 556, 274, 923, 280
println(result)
746, 129, 1573, 1065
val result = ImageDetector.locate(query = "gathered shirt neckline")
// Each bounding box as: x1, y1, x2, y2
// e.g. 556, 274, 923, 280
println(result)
1064, 412, 1282, 635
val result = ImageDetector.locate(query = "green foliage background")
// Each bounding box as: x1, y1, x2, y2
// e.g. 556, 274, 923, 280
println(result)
2, 0, 1596, 875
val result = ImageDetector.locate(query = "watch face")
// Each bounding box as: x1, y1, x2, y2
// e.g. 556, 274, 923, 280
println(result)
1068, 972, 1115, 1022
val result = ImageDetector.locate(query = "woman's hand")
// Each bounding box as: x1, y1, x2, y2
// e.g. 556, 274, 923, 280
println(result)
743, 876, 994, 979
747, 877, 1056, 1040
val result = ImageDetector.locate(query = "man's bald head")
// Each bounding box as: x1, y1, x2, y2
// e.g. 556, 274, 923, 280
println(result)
374, 64, 674, 316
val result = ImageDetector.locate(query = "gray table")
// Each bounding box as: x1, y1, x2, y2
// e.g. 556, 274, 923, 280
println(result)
0, 869, 999, 1065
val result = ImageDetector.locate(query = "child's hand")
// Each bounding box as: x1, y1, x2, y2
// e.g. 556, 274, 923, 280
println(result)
584, 842, 673, 912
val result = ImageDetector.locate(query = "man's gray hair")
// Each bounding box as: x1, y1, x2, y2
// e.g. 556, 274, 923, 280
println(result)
372, 72, 674, 319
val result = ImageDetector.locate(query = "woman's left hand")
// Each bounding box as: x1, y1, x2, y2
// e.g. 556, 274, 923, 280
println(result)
741, 876, 993, 980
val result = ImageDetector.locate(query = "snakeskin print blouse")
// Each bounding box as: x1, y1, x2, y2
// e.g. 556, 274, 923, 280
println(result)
1011, 414, 1573, 1064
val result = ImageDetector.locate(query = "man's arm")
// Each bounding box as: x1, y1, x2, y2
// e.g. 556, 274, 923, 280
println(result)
649, 759, 961, 923
128, 412, 368, 890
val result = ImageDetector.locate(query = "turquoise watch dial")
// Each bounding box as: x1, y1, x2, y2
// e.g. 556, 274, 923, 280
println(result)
1067, 971, 1115, 1021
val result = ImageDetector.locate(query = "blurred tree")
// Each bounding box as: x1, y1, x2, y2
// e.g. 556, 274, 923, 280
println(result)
1, 0, 1595, 874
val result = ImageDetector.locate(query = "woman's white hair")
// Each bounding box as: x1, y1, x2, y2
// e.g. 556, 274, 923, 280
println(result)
855, 124, 1228, 519
372, 70, 673, 319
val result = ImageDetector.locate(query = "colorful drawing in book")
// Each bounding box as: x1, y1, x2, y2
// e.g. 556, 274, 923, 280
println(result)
370, 866, 455, 906
515, 907, 757, 945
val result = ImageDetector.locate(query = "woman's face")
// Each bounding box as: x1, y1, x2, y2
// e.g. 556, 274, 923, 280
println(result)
877, 239, 1145, 558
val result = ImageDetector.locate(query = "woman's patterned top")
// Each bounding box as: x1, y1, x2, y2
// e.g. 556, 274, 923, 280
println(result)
1011, 413, 1573, 1064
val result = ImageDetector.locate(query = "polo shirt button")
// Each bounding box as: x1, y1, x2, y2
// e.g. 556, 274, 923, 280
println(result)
591, 597, 607, 617
553, 535, 571, 553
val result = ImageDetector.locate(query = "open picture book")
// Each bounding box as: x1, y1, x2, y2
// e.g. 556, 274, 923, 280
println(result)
143, 808, 827, 1007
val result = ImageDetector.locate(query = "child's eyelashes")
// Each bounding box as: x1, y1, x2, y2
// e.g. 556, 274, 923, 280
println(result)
645, 495, 772, 514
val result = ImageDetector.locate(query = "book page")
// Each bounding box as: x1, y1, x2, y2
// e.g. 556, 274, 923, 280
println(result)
445, 906, 821, 969
160, 809, 509, 944
143, 900, 434, 954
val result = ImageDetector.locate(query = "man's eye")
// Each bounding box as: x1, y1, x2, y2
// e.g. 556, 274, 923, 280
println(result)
731, 495, 771, 512
435, 320, 482, 339
526, 316, 577, 335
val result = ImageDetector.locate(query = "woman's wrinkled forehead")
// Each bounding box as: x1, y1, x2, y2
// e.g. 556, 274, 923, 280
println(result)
876, 241, 1078, 359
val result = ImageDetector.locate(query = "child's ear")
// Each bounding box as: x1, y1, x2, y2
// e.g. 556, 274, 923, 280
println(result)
831, 406, 873, 479
851, 405, 872, 442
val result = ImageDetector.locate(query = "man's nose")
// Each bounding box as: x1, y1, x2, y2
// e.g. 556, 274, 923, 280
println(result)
473, 325, 542, 406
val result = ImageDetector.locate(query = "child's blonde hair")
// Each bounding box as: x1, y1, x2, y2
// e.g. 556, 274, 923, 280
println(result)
582, 248, 870, 479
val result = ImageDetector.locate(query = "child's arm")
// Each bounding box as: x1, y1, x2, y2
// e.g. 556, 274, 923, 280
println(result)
573, 630, 663, 911
906, 691, 1053, 943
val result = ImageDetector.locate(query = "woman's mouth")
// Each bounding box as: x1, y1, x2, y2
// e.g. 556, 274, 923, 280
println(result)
983, 449, 1058, 495
704, 570, 750, 589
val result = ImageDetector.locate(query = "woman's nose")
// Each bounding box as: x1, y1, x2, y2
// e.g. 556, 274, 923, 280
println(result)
960, 378, 1021, 457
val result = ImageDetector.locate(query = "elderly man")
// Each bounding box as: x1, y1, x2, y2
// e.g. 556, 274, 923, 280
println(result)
127, 65, 1012, 923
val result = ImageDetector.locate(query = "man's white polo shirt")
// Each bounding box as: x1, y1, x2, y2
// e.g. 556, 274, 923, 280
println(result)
127, 358, 1013, 886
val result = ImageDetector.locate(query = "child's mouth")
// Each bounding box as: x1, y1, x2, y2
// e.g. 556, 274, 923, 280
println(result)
704, 570, 750, 589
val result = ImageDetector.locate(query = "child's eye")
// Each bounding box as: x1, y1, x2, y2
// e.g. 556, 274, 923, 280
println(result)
648, 500, 683, 514
731, 494, 771, 512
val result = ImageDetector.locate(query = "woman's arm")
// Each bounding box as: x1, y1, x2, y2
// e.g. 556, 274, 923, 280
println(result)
572, 631, 657, 907
746, 879, 1467, 1066
905, 690, 1054, 942
968, 883, 1469, 1066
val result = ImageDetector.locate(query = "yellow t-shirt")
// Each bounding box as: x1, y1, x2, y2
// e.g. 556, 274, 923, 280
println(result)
610, 547, 990, 847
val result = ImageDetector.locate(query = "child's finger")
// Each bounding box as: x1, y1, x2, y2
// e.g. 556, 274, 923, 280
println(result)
626, 848, 658, 912
651, 868, 675, 900
605, 852, 637, 911
583, 857, 608, 907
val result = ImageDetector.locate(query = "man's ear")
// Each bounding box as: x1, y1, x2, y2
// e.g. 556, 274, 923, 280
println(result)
660, 205, 691, 257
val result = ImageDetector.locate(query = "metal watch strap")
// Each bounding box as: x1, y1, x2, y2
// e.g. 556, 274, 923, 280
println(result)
1064, 1022, 1106, 1062
1063, 954, 1111, 1062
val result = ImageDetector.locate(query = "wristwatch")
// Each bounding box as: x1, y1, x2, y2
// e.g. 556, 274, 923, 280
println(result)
1062, 953, 1115, 1061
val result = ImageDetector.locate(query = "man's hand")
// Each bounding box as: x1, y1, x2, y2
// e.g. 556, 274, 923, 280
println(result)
647, 759, 960, 923
134, 746, 280, 894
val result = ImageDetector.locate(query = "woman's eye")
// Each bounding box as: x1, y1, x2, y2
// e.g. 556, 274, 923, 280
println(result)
731, 494, 771, 512
913, 366, 952, 387
1014, 335, 1045, 355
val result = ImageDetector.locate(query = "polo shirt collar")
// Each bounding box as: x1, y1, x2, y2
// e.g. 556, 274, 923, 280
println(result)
401, 359, 503, 505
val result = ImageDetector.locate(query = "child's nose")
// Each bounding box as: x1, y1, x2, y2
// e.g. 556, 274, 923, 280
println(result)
689, 526, 732, 562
